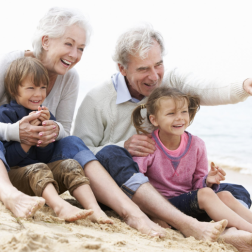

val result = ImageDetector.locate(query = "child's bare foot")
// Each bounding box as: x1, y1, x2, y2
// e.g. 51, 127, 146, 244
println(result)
54, 202, 93, 222
182, 219, 228, 242
149, 217, 171, 228
125, 211, 167, 237
220, 227, 252, 252
88, 208, 113, 224
3, 189, 45, 218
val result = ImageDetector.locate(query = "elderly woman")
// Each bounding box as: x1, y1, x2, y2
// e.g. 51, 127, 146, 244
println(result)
0, 7, 167, 237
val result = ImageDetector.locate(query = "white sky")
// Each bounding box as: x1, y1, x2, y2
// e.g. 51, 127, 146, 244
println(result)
1, 0, 252, 85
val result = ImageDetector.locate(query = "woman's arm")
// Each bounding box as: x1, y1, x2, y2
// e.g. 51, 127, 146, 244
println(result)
47, 69, 79, 137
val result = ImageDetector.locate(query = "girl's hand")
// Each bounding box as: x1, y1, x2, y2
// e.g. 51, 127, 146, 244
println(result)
206, 162, 226, 188
38, 106, 50, 122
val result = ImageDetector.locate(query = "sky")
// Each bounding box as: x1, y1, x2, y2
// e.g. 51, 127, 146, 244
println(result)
1, 0, 252, 85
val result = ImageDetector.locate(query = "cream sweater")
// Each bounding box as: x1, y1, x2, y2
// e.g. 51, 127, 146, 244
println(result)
73, 68, 249, 154
0, 51, 79, 142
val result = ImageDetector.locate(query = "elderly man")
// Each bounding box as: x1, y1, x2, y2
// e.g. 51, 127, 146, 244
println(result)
73, 25, 252, 247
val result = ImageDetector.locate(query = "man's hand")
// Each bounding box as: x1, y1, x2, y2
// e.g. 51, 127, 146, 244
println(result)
243, 78, 252, 95
206, 162, 226, 188
19, 113, 59, 147
124, 134, 156, 157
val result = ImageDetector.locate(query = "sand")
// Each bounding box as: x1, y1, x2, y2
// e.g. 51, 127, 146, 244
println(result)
0, 165, 250, 252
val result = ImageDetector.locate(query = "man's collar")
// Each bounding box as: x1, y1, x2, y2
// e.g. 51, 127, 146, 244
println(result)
112, 72, 141, 104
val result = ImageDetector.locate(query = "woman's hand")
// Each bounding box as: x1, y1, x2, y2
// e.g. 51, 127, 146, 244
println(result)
19, 113, 59, 146
206, 162, 226, 188
36, 120, 59, 147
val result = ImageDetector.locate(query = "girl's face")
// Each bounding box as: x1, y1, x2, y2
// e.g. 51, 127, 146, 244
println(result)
149, 97, 190, 138
40, 24, 86, 77
15, 76, 47, 110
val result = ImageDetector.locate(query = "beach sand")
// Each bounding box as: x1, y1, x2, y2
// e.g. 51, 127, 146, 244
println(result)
0, 165, 250, 252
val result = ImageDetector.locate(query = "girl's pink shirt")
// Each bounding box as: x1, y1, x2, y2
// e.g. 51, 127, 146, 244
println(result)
153, 129, 188, 156
133, 130, 213, 198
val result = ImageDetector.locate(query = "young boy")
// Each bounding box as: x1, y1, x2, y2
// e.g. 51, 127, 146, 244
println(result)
0, 57, 113, 224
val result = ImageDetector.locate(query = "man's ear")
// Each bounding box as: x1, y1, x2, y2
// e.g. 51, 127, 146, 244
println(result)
149, 114, 158, 127
118, 63, 127, 76
42, 35, 50, 50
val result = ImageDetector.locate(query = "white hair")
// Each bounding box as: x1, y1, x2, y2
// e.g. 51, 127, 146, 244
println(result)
112, 24, 165, 68
32, 7, 92, 58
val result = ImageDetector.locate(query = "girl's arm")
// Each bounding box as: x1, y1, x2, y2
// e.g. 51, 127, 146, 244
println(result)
132, 154, 155, 174
206, 162, 226, 187
192, 139, 219, 191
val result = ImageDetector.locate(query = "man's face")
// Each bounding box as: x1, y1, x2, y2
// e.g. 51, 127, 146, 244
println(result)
119, 40, 164, 100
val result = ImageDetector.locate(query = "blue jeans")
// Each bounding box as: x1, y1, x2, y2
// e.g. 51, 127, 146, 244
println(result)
96, 145, 251, 207
6, 136, 96, 169
0, 141, 9, 171
49, 136, 97, 168
168, 189, 211, 222
217, 183, 251, 208
96, 145, 149, 198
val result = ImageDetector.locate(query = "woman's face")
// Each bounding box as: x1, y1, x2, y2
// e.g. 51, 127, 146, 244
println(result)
41, 24, 86, 76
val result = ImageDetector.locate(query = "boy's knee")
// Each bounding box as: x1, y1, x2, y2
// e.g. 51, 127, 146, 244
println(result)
60, 159, 83, 173
26, 163, 50, 174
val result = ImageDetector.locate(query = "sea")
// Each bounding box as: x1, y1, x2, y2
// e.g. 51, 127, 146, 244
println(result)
75, 81, 252, 174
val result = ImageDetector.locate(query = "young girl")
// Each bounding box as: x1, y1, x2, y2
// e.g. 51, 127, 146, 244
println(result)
0, 57, 113, 224
132, 86, 252, 232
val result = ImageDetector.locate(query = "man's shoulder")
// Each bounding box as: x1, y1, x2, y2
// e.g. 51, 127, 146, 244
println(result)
162, 67, 194, 86
86, 78, 115, 99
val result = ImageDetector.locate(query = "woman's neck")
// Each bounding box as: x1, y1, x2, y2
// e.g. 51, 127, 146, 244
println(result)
158, 130, 182, 150
46, 71, 58, 96
39, 53, 58, 96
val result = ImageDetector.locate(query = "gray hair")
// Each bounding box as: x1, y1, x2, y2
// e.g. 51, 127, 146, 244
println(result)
112, 24, 165, 68
32, 7, 92, 58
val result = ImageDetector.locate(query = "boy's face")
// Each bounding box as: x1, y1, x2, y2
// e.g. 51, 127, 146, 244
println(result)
15, 75, 47, 110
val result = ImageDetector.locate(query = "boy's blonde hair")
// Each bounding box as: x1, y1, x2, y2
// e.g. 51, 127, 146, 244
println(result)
4, 57, 49, 102
132, 86, 200, 134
